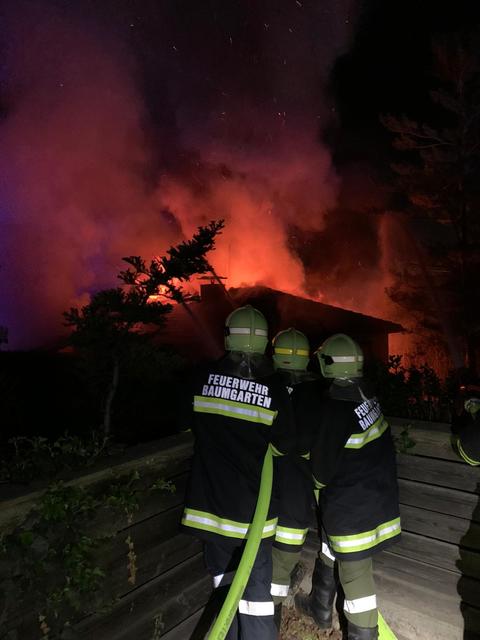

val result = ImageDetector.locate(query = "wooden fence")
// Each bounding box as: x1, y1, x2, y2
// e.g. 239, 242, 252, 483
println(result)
374, 418, 480, 640
0, 433, 206, 640
1, 418, 479, 640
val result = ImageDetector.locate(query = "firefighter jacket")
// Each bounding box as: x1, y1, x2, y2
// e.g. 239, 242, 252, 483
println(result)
455, 411, 480, 465
272, 374, 323, 552
182, 354, 295, 545
310, 380, 401, 561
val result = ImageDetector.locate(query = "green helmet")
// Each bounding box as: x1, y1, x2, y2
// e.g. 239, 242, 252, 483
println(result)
272, 328, 310, 371
224, 305, 268, 354
465, 398, 480, 416
316, 333, 363, 379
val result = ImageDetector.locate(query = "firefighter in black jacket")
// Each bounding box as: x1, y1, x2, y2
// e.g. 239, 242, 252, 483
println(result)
270, 328, 319, 629
181, 305, 295, 640
453, 394, 480, 465
295, 333, 401, 640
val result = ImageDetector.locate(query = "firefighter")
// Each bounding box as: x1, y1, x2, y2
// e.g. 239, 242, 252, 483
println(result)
270, 328, 320, 630
181, 305, 295, 640
453, 393, 480, 465
295, 333, 401, 640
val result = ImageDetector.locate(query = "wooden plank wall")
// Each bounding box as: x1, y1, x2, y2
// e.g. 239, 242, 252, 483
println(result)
379, 418, 480, 639
2, 419, 479, 640
1, 433, 215, 640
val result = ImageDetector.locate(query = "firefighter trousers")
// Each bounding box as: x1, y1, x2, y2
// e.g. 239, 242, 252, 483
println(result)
204, 538, 277, 640
320, 545, 377, 628
271, 546, 302, 605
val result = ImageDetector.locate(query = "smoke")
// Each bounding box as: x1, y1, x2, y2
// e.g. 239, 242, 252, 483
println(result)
0, 1, 177, 348
0, 0, 356, 349
157, 131, 338, 292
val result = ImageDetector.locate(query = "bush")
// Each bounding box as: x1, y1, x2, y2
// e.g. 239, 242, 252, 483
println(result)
0, 431, 110, 484
367, 355, 453, 422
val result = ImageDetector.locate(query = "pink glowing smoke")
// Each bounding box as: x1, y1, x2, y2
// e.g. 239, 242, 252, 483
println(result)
0, 2, 344, 348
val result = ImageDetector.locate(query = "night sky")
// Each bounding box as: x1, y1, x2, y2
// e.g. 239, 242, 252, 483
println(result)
1, 0, 480, 349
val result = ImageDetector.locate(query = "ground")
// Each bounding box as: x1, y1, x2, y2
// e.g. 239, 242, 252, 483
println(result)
280, 606, 343, 640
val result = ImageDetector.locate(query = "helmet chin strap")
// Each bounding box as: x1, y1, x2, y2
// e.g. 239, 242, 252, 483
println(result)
238, 353, 255, 380
225, 352, 273, 380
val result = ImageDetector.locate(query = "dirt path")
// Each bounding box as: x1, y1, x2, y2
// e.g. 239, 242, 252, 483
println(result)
280, 606, 343, 640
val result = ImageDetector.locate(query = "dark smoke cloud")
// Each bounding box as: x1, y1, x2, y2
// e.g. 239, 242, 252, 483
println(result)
0, 0, 358, 348
0, 1, 179, 347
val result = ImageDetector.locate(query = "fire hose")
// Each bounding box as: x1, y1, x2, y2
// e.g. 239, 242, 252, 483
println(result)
206, 443, 398, 640
379, 613, 398, 639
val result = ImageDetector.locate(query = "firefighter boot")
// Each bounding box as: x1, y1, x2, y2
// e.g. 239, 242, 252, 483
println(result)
347, 621, 378, 640
273, 603, 282, 634
294, 558, 336, 629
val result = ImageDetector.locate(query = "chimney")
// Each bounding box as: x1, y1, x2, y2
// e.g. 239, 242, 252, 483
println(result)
200, 283, 228, 304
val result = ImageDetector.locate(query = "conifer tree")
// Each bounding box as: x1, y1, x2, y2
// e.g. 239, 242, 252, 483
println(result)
64, 220, 224, 434
382, 36, 480, 371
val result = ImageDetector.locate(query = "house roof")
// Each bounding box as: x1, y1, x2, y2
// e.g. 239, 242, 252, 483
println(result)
160, 284, 403, 361
229, 285, 404, 335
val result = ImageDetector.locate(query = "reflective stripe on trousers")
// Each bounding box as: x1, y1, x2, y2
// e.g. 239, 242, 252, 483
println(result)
338, 556, 377, 628
238, 600, 275, 616
321, 541, 336, 563
344, 594, 377, 614
270, 582, 289, 597
204, 540, 277, 639
271, 546, 302, 604
213, 571, 235, 589
213, 571, 275, 615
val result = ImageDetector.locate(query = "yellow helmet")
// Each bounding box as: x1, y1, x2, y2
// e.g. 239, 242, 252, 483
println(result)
272, 328, 310, 371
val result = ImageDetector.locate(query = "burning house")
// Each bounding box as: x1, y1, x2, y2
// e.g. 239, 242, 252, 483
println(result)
162, 283, 403, 363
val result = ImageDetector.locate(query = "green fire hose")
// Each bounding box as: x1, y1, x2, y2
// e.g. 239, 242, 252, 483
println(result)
206, 442, 398, 640
379, 612, 398, 639
207, 444, 274, 640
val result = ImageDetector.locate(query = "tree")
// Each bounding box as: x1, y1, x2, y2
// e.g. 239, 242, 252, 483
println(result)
64, 220, 224, 435
382, 35, 480, 372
